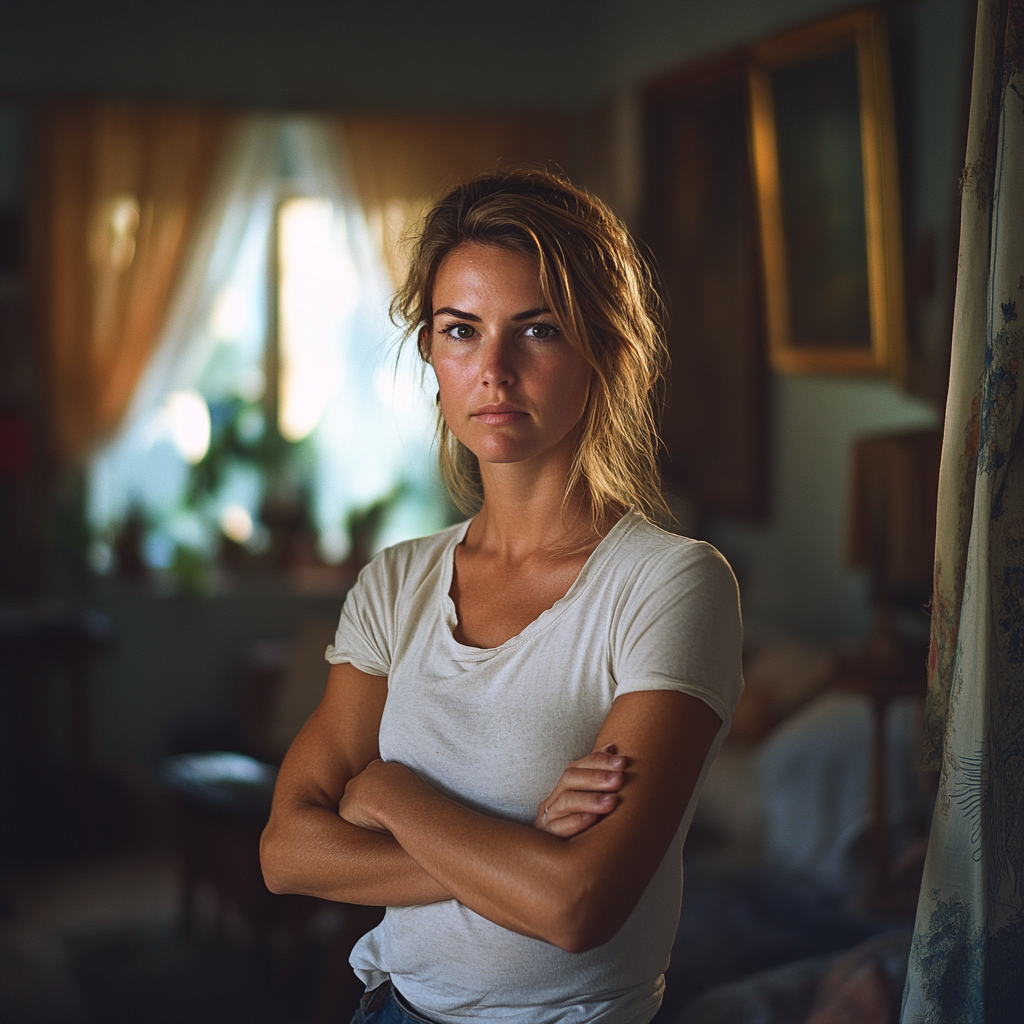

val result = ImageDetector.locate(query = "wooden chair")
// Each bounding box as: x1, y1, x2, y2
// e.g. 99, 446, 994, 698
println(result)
162, 621, 382, 1019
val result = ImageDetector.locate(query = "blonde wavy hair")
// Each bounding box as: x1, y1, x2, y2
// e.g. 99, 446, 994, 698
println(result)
392, 168, 669, 528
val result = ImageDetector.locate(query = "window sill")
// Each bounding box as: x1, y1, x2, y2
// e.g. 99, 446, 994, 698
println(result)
84, 563, 358, 600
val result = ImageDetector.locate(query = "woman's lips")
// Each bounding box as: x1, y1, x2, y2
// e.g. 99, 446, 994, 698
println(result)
472, 405, 528, 426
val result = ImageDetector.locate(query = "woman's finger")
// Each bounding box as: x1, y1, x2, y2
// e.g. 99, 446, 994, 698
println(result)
543, 812, 601, 838
533, 772, 621, 826
534, 790, 618, 830
569, 748, 627, 773
557, 766, 625, 793
553, 790, 619, 817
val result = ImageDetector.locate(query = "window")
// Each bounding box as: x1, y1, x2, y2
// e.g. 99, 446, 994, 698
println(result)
87, 118, 447, 586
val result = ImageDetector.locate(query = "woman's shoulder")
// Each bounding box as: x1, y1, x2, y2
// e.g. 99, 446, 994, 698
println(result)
334, 522, 469, 664
607, 514, 744, 711
357, 520, 469, 589
614, 512, 736, 581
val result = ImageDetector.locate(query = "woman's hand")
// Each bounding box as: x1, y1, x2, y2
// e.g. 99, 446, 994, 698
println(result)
262, 663, 453, 907
339, 758, 410, 834
533, 744, 627, 838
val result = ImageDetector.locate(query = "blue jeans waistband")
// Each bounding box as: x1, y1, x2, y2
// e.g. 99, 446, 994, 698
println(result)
351, 981, 441, 1024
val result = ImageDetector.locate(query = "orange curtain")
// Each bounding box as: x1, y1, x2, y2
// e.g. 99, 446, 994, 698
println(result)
35, 102, 227, 466
340, 113, 575, 285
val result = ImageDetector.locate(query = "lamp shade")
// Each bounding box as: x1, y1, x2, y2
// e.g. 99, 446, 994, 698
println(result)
846, 428, 943, 604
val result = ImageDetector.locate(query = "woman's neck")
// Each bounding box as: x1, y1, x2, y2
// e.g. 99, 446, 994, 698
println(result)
468, 463, 611, 562
452, 467, 618, 648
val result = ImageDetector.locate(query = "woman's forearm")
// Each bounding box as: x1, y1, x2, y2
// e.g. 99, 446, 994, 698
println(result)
261, 662, 452, 907
346, 761, 635, 952
260, 796, 453, 906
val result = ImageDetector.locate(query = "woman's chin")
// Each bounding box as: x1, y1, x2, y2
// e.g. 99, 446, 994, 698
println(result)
465, 427, 581, 470
458, 433, 538, 466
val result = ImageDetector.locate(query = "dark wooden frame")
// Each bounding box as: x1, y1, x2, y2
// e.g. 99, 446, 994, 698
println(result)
643, 52, 769, 522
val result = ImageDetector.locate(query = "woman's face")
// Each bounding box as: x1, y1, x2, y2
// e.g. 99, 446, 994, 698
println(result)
428, 243, 592, 472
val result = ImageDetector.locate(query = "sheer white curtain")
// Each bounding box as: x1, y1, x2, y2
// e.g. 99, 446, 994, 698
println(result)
88, 116, 445, 570
274, 119, 444, 560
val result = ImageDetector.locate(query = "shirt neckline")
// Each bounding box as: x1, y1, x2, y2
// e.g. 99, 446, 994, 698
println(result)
438, 510, 640, 660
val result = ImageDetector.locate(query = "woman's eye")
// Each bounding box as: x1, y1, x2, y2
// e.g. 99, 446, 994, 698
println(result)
442, 323, 476, 341
524, 323, 560, 340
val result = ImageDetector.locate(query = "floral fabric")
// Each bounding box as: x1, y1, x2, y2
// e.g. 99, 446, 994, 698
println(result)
901, 1, 1024, 1021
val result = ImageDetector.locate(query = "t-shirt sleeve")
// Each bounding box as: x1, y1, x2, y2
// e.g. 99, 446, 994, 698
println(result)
325, 553, 393, 677
613, 541, 743, 722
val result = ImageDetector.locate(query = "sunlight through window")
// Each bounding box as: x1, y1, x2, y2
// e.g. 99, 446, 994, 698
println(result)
208, 282, 250, 341
277, 197, 359, 442
220, 504, 255, 543
164, 390, 211, 464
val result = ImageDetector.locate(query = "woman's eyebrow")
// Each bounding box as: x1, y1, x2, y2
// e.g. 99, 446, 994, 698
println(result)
433, 307, 480, 321
432, 306, 553, 322
511, 307, 553, 321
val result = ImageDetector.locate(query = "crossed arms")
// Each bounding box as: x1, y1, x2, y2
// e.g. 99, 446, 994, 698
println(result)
260, 661, 720, 953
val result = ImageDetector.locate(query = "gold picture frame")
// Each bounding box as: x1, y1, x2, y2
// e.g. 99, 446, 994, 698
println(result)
749, 9, 906, 378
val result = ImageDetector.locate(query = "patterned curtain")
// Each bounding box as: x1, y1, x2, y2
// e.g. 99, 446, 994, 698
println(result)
901, 1, 1023, 1021
35, 102, 227, 466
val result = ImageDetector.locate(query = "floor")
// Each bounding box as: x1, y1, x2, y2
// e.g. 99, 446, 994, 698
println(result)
0, 849, 176, 1023
0, 839, 358, 1024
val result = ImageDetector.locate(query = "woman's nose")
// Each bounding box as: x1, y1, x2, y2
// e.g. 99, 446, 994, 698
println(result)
480, 338, 516, 387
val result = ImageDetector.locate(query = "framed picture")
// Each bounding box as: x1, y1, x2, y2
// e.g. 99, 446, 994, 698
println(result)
749, 9, 906, 377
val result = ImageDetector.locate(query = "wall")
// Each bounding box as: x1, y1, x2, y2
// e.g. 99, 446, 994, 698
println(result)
593, 0, 859, 92
0, 107, 25, 206
0, 0, 600, 111
710, 378, 938, 644
1, 0, 970, 116
0, 104, 47, 599
890, 0, 976, 396
86, 587, 343, 763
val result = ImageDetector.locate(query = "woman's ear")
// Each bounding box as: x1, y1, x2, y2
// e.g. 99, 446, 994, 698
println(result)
418, 326, 432, 362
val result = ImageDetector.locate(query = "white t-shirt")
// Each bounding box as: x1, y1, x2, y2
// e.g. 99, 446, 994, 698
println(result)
326, 511, 743, 1024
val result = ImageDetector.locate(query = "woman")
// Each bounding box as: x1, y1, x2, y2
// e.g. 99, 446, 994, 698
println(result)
260, 169, 743, 1024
